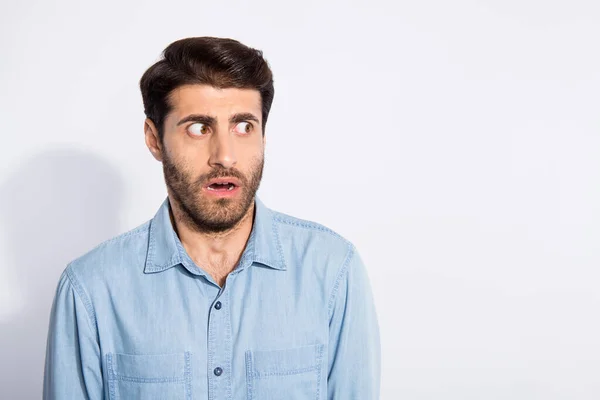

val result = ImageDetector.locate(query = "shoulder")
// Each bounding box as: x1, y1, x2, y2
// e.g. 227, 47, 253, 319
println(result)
270, 208, 357, 280
64, 220, 151, 284
273, 209, 355, 252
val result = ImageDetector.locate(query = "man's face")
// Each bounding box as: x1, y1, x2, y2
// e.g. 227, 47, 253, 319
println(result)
152, 84, 265, 234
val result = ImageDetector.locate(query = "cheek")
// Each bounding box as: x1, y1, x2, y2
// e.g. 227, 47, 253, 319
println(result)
239, 153, 263, 175
168, 142, 209, 171
240, 142, 264, 162
164, 153, 197, 182
181, 161, 204, 184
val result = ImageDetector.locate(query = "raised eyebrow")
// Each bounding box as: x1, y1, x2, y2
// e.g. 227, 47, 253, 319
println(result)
176, 114, 216, 126
230, 113, 260, 125
176, 113, 259, 127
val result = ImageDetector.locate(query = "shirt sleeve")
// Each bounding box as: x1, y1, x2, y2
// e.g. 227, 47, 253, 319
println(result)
43, 267, 103, 400
327, 245, 381, 399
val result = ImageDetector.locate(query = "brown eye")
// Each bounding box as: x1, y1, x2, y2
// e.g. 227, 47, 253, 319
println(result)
234, 122, 252, 134
188, 123, 209, 136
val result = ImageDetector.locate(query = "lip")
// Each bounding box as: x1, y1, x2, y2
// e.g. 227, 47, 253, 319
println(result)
202, 185, 241, 198
203, 177, 242, 188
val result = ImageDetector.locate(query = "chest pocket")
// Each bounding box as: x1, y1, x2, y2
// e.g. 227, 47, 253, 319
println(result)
106, 351, 192, 400
245, 343, 325, 400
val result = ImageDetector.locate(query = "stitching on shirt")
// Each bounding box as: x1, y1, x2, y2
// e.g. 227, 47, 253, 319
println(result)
272, 213, 346, 240
327, 242, 355, 319
245, 351, 253, 400
252, 365, 318, 378
106, 353, 116, 399
315, 343, 325, 400
271, 214, 286, 270
207, 288, 215, 398
145, 218, 184, 272
86, 221, 151, 256
253, 257, 281, 266
144, 255, 181, 272
65, 265, 99, 336
272, 212, 352, 273
67, 221, 151, 278
225, 286, 234, 400
111, 375, 186, 384
184, 351, 192, 400
146, 217, 157, 268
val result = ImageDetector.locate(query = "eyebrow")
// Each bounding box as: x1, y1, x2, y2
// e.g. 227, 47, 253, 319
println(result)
176, 112, 260, 126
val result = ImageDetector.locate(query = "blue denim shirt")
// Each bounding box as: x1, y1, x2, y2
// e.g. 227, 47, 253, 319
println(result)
43, 196, 380, 399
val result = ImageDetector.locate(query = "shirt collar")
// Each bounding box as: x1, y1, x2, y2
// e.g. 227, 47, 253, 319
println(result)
144, 195, 286, 274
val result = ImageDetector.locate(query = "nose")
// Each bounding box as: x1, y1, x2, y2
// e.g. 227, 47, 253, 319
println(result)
208, 128, 237, 169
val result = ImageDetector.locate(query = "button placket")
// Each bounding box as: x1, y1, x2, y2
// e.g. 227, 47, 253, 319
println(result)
207, 280, 233, 399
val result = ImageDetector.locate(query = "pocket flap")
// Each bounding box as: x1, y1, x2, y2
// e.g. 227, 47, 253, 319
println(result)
108, 352, 187, 381
247, 343, 324, 376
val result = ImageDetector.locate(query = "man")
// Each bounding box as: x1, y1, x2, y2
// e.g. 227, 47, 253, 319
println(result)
43, 36, 380, 399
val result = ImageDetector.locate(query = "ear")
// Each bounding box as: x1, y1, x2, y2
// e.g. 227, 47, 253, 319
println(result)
144, 118, 163, 162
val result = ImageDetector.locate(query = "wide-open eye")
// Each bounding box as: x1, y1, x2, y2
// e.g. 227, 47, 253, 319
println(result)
234, 121, 253, 134
188, 122, 209, 136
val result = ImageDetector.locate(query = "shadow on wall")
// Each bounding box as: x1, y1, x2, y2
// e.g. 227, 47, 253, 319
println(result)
0, 148, 123, 399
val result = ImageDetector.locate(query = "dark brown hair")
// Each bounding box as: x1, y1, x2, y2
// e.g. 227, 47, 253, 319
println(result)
139, 37, 274, 141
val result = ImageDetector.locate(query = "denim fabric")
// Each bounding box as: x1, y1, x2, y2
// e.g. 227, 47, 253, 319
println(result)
43, 196, 380, 399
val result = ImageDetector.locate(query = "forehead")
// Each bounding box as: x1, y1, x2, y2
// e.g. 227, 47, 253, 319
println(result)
167, 84, 262, 119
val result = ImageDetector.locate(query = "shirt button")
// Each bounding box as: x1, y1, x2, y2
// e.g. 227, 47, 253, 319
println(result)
214, 367, 223, 376
214, 301, 222, 310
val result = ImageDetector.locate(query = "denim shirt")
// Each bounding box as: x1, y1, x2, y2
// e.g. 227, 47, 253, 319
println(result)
43, 196, 380, 399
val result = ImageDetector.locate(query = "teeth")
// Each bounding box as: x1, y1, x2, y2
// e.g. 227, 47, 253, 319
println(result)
206, 183, 235, 191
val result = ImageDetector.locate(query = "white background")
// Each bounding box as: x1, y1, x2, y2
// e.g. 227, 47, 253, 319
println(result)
1, 0, 599, 398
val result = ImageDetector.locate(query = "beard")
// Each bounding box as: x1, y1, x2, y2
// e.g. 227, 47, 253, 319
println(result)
162, 150, 264, 234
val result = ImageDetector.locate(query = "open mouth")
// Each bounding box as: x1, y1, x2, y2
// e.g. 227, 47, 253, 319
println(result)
206, 182, 237, 191
203, 177, 241, 196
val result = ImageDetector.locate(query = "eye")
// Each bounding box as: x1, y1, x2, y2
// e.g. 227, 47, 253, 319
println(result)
234, 121, 253, 134
187, 122, 210, 136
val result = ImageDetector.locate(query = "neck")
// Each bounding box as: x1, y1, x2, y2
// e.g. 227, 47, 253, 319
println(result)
167, 196, 255, 276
